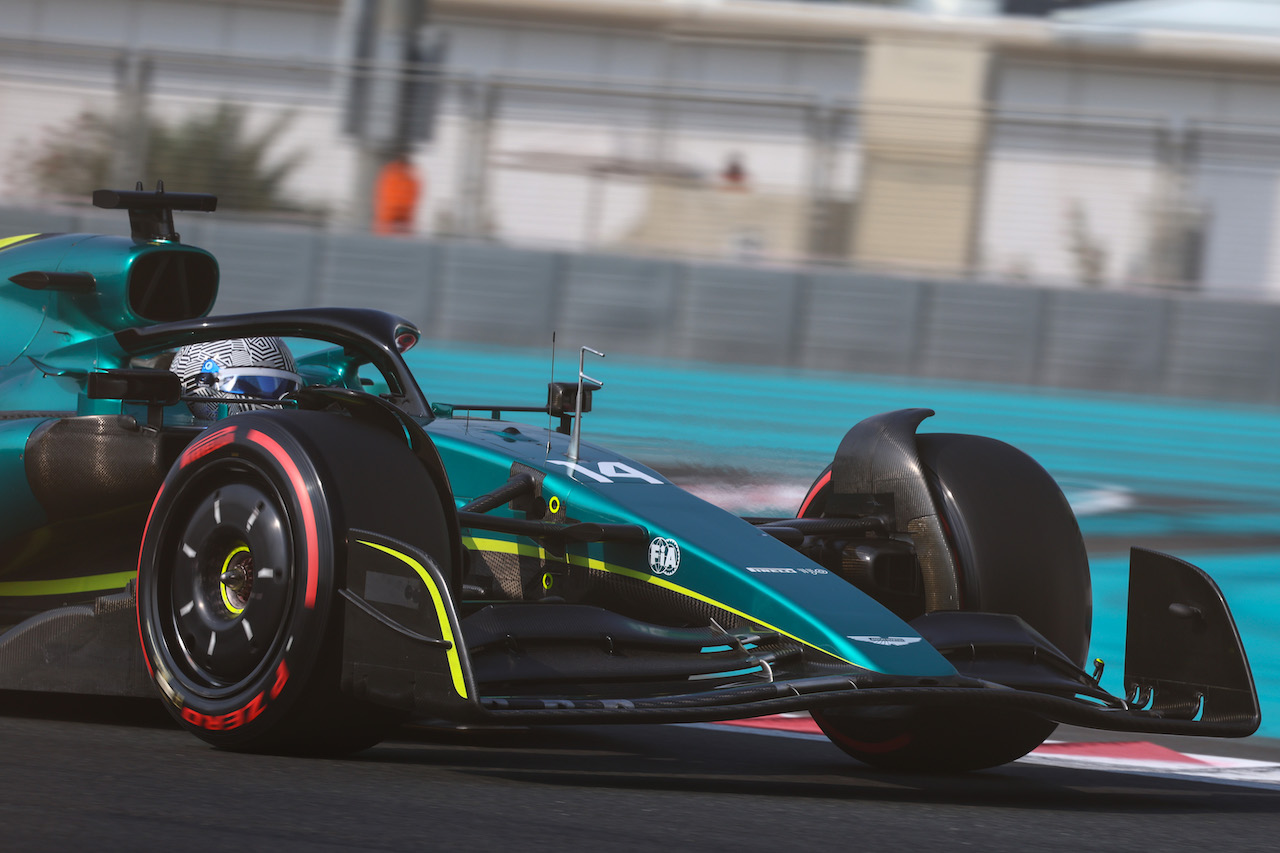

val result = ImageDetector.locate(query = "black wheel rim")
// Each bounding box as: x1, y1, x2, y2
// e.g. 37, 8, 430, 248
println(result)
160, 464, 295, 693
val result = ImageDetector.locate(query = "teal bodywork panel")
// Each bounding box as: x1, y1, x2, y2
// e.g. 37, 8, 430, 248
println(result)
427, 417, 955, 676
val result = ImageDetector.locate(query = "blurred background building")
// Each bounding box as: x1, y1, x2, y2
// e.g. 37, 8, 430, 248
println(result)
6, 0, 1280, 399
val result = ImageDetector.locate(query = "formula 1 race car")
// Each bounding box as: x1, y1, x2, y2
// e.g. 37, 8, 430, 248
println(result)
0, 188, 1260, 770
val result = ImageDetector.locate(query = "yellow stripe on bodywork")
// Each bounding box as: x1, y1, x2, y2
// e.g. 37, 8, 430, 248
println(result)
0, 570, 135, 597
355, 539, 469, 699
462, 535, 858, 668
0, 234, 40, 251
462, 535, 547, 560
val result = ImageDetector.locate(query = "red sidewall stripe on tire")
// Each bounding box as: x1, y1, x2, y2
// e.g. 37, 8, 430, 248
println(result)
136, 482, 166, 678
179, 425, 238, 468
825, 726, 913, 755
246, 428, 319, 609
798, 469, 830, 517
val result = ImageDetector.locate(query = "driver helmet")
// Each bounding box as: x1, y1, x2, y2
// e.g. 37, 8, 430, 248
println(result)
171, 337, 302, 420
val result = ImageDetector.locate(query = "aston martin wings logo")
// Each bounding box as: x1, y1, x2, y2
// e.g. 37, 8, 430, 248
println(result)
847, 635, 923, 647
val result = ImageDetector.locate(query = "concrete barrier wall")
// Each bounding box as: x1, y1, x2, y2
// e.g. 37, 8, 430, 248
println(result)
4, 204, 1278, 404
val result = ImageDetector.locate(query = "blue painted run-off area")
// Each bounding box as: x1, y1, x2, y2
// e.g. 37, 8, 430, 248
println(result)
409, 343, 1280, 738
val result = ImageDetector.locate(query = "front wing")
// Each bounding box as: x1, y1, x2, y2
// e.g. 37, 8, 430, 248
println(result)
340, 533, 1260, 739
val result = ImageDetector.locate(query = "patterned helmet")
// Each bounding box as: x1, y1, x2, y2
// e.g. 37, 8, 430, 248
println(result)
171, 337, 302, 420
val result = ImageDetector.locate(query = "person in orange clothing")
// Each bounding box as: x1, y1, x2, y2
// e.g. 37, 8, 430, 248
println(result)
721, 152, 748, 191
373, 152, 422, 234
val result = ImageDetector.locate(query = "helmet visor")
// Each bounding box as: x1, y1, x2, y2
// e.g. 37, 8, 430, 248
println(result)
207, 367, 303, 399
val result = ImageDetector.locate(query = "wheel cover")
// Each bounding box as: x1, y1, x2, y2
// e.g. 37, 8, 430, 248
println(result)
161, 475, 294, 691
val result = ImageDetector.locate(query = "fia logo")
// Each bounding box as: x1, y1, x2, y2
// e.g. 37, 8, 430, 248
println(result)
648, 537, 681, 576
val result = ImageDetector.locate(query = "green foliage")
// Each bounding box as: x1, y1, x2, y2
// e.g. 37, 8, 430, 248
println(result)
24, 110, 115, 199
24, 103, 310, 213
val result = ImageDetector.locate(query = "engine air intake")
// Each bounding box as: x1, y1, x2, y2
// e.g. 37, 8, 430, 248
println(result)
128, 250, 218, 322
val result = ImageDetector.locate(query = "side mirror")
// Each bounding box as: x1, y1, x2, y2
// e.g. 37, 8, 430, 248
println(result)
87, 369, 182, 406
88, 369, 181, 428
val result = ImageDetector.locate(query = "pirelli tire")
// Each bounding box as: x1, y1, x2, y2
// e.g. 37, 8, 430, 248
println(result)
802, 432, 1092, 772
137, 409, 453, 754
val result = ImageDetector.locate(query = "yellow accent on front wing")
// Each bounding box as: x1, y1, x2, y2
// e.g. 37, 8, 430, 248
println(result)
355, 539, 469, 699
461, 535, 859, 668
0, 570, 136, 597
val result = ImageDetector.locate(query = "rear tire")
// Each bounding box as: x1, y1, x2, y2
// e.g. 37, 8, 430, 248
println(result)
137, 410, 452, 754
804, 432, 1091, 771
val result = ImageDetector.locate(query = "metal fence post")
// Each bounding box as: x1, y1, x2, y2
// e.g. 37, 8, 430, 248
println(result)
111, 49, 151, 188
804, 103, 840, 259
455, 77, 497, 238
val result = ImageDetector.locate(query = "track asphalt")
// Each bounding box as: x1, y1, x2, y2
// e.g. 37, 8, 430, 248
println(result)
1, 695, 1277, 852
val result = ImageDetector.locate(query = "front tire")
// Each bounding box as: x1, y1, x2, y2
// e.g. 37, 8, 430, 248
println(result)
138, 410, 451, 753
804, 432, 1091, 771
